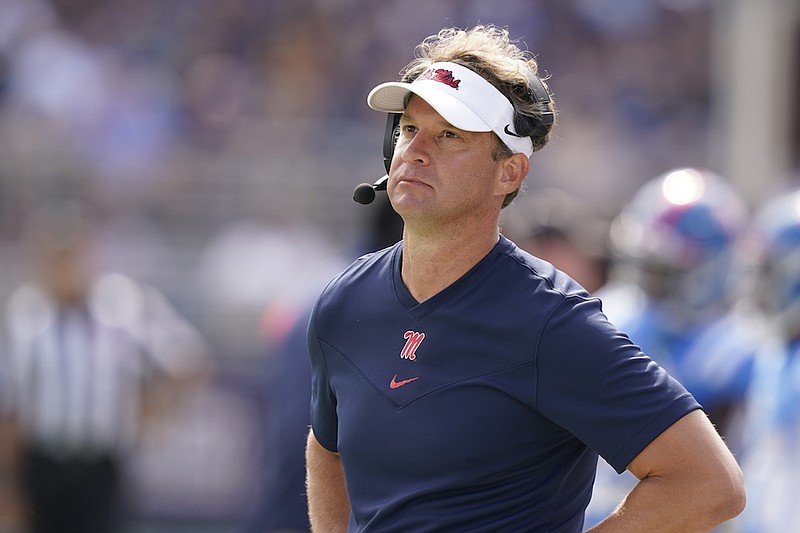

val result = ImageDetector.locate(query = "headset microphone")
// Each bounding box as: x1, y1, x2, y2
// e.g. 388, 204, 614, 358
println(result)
353, 113, 401, 205
353, 174, 388, 205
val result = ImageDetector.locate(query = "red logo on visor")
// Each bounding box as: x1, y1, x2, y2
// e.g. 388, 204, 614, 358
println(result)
418, 68, 461, 89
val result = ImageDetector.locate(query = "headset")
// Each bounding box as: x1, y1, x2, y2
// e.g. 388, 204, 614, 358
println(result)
353, 74, 553, 204
382, 112, 402, 174
513, 74, 554, 140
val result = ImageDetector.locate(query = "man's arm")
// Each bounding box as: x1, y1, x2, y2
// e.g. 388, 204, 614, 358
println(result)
306, 429, 350, 532
588, 409, 745, 532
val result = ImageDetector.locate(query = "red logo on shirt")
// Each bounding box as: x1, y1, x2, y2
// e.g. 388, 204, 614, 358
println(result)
400, 330, 425, 361
418, 68, 461, 89
390, 375, 419, 389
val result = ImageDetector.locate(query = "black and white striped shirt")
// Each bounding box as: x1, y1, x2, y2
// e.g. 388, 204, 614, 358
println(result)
3, 273, 207, 459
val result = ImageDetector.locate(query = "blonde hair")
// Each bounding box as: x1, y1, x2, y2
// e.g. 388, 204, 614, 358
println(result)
400, 25, 557, 207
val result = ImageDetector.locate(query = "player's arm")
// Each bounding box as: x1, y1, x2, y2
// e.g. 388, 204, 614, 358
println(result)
306, 429, 350, 533
587, 409, 745, 532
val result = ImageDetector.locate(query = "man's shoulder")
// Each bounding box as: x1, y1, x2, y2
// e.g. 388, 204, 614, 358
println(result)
4, 283, 55, 341
498, 236, 591, 300
317, 243, 398, 303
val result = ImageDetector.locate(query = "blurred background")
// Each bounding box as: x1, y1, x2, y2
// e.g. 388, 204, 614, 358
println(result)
0, 0, 797, 532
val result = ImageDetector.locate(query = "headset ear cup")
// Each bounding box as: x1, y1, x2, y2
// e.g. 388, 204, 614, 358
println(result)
383, 113, 402, 174
514, 113, 553, 139
513, 113, 540, 139
513, 75, 554, 140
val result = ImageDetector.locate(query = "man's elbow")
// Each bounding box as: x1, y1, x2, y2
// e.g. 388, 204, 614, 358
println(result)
708, 463, 746, 524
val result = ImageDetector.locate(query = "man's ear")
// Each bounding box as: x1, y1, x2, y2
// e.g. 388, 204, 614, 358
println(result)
496, 153, 529, 195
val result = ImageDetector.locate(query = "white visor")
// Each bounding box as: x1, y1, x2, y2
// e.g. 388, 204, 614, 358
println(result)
367, 61, 533, 157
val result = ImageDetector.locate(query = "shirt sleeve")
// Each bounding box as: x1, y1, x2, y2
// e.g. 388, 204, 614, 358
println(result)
534, 296, 702, 473
307, 305, 339, 452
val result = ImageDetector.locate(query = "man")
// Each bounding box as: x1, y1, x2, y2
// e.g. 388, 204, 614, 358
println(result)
0, 202, 210, 533
305, 25, 744, 532
732, 187, 800, 531
584, 168, 756, 528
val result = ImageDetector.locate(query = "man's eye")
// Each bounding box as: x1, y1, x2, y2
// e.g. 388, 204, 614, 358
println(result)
443, 131, 459, 139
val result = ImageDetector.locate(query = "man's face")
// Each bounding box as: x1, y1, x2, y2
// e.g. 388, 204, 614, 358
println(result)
40, 245, 90, 305
387, 95, 507, 228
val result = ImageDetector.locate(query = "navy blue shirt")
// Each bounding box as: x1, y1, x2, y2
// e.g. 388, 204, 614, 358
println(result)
309, 236, 700, 532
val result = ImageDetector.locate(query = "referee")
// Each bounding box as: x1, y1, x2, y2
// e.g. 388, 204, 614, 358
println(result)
0, 203, 209, 533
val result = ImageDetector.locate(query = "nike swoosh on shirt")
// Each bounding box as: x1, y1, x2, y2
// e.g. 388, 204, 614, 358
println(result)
390, 375, 419, 389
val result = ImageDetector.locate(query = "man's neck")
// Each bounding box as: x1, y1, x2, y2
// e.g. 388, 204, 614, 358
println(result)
400, 224, 500, 303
